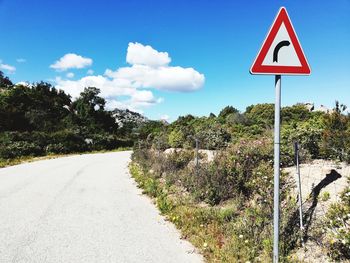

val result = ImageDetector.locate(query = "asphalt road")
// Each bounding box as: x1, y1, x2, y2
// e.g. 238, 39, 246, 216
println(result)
0, 151, 203, 263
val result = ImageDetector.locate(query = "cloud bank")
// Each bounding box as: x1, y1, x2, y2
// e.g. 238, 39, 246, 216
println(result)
0, 60, 16, 74
54, 42, 205, 112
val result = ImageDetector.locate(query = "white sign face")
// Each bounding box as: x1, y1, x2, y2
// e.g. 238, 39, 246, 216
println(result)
261, 22, 301, 67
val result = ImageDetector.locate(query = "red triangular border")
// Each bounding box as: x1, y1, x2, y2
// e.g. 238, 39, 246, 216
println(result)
250, 7, 311, 75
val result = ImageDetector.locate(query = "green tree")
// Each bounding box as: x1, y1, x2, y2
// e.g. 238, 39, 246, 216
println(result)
0, 82, 71, 132
245, 103, 274, 127
218, 106, 239, 119
168, 129, 185, 148
321, 101, 350, 161
71, 87, 117, 133
0, 71, 13, 89
281, 104, 311, 123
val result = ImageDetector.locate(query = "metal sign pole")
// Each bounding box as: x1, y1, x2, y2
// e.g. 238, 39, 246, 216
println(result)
273, 75, 281, 263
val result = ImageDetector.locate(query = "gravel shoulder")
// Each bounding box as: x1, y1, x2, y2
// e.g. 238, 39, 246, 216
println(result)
0, 151, 203, 263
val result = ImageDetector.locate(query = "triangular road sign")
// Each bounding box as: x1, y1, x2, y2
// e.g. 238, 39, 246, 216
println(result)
250, 7, 311, 75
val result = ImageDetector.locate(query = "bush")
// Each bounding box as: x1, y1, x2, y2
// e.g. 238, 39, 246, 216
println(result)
323, 180, 350, 260
321, 102, 350, 162
168, 130, 185, 148
169, 138, 275, 205
134, 137, 277, 205
45, 143, 69, 154
281, 118, 323, 160
0, 131, 48, 158
90, 133, 132, 151
50, 130, 88, 153
0, 141, 43, 159
165, 150, 194, 171
196, 126, 231, 150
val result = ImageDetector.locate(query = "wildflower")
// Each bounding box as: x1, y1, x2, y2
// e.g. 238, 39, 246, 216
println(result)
203, 242, 208, 248
245, 240, 249, 244
239, 234, 244, 239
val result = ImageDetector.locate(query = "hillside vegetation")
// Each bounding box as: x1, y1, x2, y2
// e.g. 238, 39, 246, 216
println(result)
132, 102, 350, 261
0, 71, 147, 164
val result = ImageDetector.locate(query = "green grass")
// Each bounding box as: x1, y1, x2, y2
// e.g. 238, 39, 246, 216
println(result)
320, 191, 330, 202
0, 147, 132, 168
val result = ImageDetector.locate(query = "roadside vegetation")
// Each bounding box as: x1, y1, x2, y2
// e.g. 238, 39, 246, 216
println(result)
131, 102, 350, 261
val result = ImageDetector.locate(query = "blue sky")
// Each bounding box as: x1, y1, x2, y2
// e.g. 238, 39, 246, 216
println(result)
0, 0, 349, 121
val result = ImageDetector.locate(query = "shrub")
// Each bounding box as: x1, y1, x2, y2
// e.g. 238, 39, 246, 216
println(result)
321, 102, 350, 162
321, 191, 330, 202
0, 141, 43, 159
179, 137, 275, 205
281, 118, 323, 160
50, 130, 88, 153
323, 180, 350, 260
165, 150, 194, 171
46, 143, 69, 154
196, 126, 231, 150
89, 133, 133, 151
168, 130, 185, 148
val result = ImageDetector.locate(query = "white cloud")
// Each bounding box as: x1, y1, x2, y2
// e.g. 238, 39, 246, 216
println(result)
16, 58, 26, 63
87, 69, 94, 75
130, 90, 163, 107
105, 42, 204, 92
50, 53, 92, 71
109, 64, 204, 92
66, 72, 74, 78
160, 114, 170, 121
55, 75, 162, 112
0, 60, 16, 73
54, 42, 204, 112
126, 42, 171, 67
56, 75, 134, 99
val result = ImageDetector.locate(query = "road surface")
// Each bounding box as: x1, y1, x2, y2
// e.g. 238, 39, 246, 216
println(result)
0, 151, 203, 263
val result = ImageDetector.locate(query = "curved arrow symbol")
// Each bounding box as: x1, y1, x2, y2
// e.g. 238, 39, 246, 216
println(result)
273, 40, 290, 62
